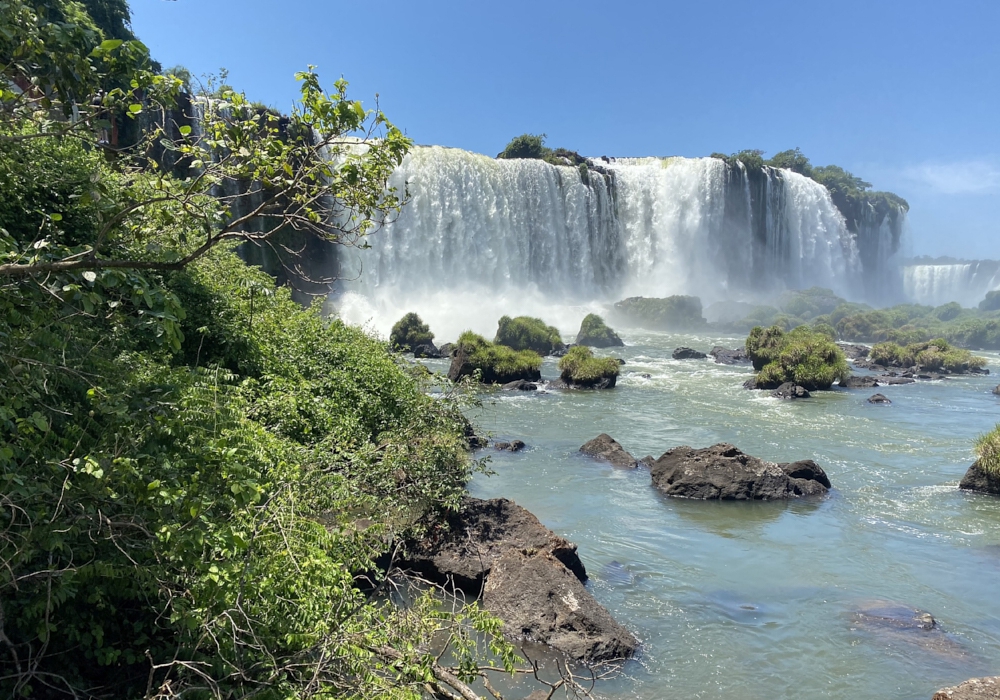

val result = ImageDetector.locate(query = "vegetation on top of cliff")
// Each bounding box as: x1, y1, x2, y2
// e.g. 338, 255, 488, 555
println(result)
981, 290, 1000, 312
975, 426, 1000, 477
613, 295, 706, 330
869, 338, 987, 374
390, 311, 434, 352
454, 330, 543, 383
494, 314, 564, 355
746, 325, 850, 390
558, 345, 620, 386
497, 133, 588, 167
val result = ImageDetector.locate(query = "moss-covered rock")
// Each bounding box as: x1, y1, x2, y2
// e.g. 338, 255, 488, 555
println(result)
869, 338, 987, 374
575, 314, 624, 348
557, 346, 619, 389
494, 316, 564, 356
745, 325, 849, 391
448, 331, 542, 384
389, 312, 434, 353
612, 295, 706, 331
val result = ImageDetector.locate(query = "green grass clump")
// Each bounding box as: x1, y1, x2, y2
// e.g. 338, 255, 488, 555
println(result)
389, 312, 434, 352
494, 315, 563, 355
870, 338, 987, 373
575, 313, 623, 347
454, 331, 542, 384
557, 346, 620, 387
975, 426, 1000, 477
745, 325, 849, 390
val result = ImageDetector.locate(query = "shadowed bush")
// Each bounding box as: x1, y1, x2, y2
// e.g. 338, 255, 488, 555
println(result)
390, 312, 434, 352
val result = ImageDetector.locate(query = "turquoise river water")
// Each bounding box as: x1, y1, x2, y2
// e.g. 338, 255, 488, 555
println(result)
426, 330, 1000, 700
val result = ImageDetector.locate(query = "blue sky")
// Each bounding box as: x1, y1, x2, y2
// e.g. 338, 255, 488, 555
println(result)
131, 0, 999, 259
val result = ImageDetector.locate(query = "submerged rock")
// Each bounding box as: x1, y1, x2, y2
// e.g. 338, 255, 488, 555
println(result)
494, 440, 526, 452
672, 347, 707, 360
772, 382, 810, 399
868, 393, 892, 404
710, 346, 751, 365
579, 433, 639, 469
851, 601, 968, 660
649, 443, 830, 500
501, 379, 537, 391
959, 462, 1000, 497
879, 375, 916, 385
483, 549, 639, 662
839, 375, 880, 389
933, 677, 1000, 700
993, 385, 1000, 396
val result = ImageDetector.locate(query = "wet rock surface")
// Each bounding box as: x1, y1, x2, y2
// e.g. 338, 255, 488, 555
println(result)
868, 393, 892, 404
933, 677, 1000, 700
772, 382, 810, 399
839, 343, 872, 360
649, 444, 830, 500
959, 462, 1000, 497
672, 346, 708, 360
494, 440, 526, 452
502, 379, 538, 391
579, 433, 639, 469
840, 375, 881, 389
710, 346, 752, 365
850, 602, 968, 660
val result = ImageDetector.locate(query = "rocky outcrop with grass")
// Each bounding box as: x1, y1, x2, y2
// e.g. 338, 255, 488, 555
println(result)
745, 325, 850, 391
558, 346, 620, 389
960, 425, 1000, 496
494, 315, 565, 356
575, 313, 624, 348
448, 331, 542, 384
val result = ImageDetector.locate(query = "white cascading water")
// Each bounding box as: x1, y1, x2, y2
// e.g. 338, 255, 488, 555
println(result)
903, 263, 1000, 307
334, 147, 869, 339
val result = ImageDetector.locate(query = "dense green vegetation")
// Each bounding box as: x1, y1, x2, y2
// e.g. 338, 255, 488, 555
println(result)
389, 311, 434, 352
0, 2, 528, 697
869, 339, 987, 374
496, 133, 587, 166
558, 346, 620, 387
745, 326, 850, 390
975, 426, 1000, 478
494, 314, 564, 355
981, 290, 1000, 312
613, 295, 706, 330
575, 312, 624, 347
452, 331, 542, 383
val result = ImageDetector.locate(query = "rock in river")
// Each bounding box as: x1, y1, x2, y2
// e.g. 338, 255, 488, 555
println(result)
772, 382, 810, 399
959, 461, 1000, 497
710, 346, 751, 365
672, 346, 708, 360
933, 677, 1000, 700
839, 375, 880, 389
868, 393, 892, 404
579, 433, 639, 468
650, 443, 831, 500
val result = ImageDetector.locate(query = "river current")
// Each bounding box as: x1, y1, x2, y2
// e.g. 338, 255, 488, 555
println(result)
424, 329, 1000, 700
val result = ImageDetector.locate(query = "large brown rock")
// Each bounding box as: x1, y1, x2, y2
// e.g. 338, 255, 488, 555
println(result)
404, 497, 586, 594
959, 462, 1000, 497
579, 433, 638, 468
649, 443, 831, 500
934, 677, 1000, 700
484, 549, 639, 662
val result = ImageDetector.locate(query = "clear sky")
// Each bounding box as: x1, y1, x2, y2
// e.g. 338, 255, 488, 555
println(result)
130, 0, 999, 260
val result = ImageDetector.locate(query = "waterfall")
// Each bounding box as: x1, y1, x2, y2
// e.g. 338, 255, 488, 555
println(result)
335, 147, 878, 338
903, 262, 1000, 307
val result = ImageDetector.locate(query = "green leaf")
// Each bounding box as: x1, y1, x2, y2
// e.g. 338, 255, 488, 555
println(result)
179, 125, 192, 136
100, 39, 124, 52
128, 103, 142, 114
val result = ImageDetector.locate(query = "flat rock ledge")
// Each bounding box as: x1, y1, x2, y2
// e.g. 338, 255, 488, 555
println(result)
959, 462, 1000, 497
650, 443, 831, 500
579, 433, 639, 468
934, 677, 1000, 700
405, 497, 637, 662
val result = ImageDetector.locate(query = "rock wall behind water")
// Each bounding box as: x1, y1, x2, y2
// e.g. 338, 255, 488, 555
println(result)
336, 147, 903, 337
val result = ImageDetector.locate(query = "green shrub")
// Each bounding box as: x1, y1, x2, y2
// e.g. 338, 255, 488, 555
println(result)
812, 322, 838, 340
980, 291, 1000, 312
498, 133, 548, 160
778, 287, 845, 320
975, 426, 1000, 477
575, 313, 624, 347
390, 311, 434, 352
869, 338, 987, 373
453, 331, 542, 384
558, 346, 620, 387
934, 302, 964, 322
613, 295, 706, 330
745, 325, 849, 390
494, 315, 563, 355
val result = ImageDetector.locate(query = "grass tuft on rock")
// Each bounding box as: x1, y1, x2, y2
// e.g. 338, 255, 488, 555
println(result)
558, 346, 620, 387
746, 325, 849, 390
575, 313, 623, 347
870, 338, 987, 374
452, 331, 542, 384
389, 312, 434, 352
975, 426, 1000, 477
494, 315, 563, 355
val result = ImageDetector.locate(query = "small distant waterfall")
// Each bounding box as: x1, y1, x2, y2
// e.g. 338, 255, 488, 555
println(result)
336, 148, 882, 337
903, 262, 1000, 307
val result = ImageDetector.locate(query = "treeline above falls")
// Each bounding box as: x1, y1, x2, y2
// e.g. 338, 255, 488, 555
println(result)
335, 147, 907, 315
